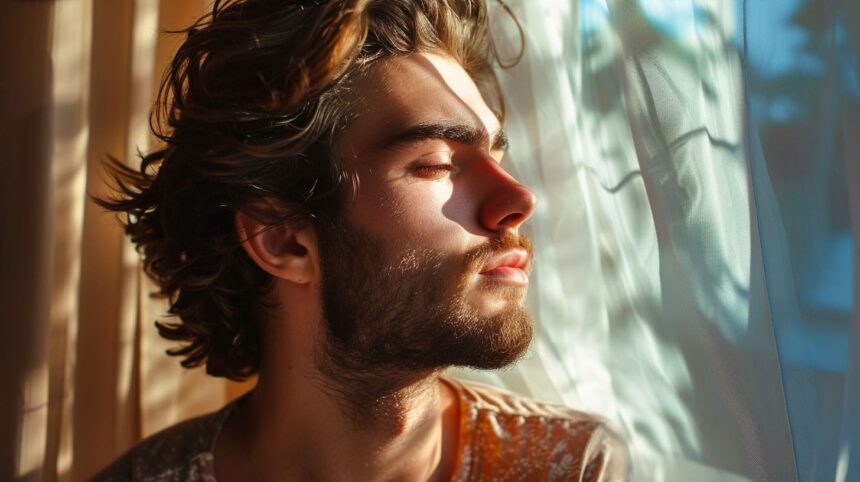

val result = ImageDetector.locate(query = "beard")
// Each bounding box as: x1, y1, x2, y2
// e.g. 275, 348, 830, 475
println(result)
315, 215, 535, 385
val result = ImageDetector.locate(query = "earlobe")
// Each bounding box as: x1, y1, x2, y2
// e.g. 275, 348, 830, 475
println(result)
235, 211, 318, 285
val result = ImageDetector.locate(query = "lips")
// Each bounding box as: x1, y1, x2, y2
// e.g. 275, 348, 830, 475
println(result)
478, 249, 530, 284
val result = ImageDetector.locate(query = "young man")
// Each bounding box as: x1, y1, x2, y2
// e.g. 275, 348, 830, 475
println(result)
94, 0, 629, 480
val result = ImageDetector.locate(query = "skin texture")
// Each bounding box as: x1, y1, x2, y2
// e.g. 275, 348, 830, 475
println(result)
218, 52, 537, 482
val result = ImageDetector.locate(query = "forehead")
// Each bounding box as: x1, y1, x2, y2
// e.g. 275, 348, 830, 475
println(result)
339, 52, 501, 157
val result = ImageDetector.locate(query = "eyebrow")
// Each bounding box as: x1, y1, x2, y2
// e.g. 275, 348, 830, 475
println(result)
374, 121, 509, 154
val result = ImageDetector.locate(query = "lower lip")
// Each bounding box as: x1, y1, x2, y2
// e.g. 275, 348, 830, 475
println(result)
479, 266, 529, 285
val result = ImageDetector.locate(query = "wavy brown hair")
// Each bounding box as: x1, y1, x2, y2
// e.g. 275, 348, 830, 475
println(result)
96, 0, 520, 380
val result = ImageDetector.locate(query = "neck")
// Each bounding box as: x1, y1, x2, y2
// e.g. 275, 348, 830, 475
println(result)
313, 338, 445, 431
227, 319, 460, 482
313, 366, 440, 433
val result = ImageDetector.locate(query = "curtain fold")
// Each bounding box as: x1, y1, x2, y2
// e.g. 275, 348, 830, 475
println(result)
1, 4, 61, 480
834, 7, 859, 482
841, 96, 859, 482
75, 1, 139, 477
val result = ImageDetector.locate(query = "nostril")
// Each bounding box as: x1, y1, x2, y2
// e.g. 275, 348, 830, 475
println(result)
498, 213, 525, 228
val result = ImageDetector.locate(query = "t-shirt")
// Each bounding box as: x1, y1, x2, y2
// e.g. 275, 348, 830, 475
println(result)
92, 377, 630, 481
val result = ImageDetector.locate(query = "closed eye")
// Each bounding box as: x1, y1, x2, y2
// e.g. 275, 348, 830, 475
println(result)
412, 164, 455, 178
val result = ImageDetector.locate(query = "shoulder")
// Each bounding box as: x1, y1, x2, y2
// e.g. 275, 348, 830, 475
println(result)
89, 403, 235, 482
444, 377, 630, 482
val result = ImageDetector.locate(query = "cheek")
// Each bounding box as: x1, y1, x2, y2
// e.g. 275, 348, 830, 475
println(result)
352, 180, 471, 249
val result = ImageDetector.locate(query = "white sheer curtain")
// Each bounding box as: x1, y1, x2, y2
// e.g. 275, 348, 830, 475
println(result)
449, 0, 857, 480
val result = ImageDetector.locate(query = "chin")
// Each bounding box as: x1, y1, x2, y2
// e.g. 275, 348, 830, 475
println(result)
437, 306, 535, 371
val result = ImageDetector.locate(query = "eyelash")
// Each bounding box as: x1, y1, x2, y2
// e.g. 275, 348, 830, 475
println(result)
414, 164, 455, 175
413, 164, 454, 180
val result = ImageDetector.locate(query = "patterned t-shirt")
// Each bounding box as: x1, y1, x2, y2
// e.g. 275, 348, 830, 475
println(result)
92, 377, 630, 481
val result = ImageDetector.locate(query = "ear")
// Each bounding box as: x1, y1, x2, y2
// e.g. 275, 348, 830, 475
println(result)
234, 211, 319, 285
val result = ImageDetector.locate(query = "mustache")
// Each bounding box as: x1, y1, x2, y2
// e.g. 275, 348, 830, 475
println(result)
463, 231, 534, 273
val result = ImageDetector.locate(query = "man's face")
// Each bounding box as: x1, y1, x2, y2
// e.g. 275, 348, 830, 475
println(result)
316, 52, 537, 375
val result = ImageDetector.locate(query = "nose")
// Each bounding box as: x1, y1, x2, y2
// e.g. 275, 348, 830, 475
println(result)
478, 160, 537, 233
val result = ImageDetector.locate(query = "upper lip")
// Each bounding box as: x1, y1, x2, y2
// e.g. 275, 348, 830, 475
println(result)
479, 249, 529, 274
